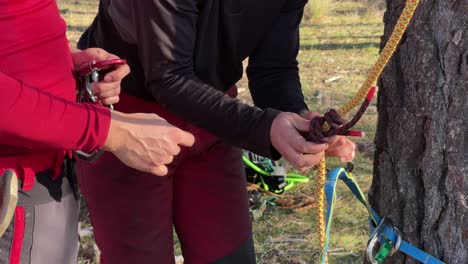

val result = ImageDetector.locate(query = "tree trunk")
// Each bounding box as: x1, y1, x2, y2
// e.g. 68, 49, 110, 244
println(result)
371, 1, 468, 263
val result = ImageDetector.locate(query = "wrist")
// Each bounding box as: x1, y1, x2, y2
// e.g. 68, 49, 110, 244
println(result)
102, 111, 123, 152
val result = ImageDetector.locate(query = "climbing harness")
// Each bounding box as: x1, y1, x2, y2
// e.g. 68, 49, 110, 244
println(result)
243, 151, 309, 194
243, 151, 313, 219
74, 59, 126, 161
307, 1, 422, 263
319, 168, 445, 264
0, 169, 18, 237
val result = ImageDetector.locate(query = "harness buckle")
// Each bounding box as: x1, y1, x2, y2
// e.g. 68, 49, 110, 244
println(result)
366, 218, 402, 263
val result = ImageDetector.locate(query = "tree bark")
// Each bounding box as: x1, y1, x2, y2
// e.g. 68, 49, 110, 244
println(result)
371, 0, 468, 263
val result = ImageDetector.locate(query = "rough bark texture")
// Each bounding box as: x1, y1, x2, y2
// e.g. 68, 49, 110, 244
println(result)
371, 0, 468, 263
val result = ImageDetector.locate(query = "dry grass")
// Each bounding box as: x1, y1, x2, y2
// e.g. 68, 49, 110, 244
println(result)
304, 0, 333, 21
59, 0, 384, 263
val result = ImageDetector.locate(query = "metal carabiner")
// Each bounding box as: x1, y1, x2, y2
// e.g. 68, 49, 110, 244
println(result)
389, 225, 402, 256
366, 218, 402, 263
74, 59, 126, 161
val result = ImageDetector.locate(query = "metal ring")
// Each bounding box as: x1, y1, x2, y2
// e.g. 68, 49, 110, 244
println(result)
74, 150, 105, 162
389, 225, 402, 256
366, 218, 387, 263
366, 234, 380, 264
88, 60, 97, 73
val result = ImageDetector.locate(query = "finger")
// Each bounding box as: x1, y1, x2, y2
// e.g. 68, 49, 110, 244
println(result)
91, 82, 121, 95
325, 137, 356, 156
160, 155, 174, 165
325, 140, 347, 154
301, 111, 323, 120
90, 48, 119, 61
291, 116, 311, 132
167, 144, 181, 156
340, 150, 356, 162
322, 136, 341, 147
103, 64, 130, 83
290, 136, 328, 154
301, 152, 325, 167
87, 48, 109, 61
175, 130, 195, 147
281, 147, 304, 169
151, 165, 169, 176
326, 142, 356, 160
99, 96, 119, 105
281, 145, 310, 169
95, 87, 121, 99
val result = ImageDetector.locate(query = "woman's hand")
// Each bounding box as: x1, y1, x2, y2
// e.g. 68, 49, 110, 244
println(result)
70, 46, 130, 105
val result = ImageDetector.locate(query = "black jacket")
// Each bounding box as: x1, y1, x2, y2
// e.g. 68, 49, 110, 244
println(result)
79, 0, 309, 158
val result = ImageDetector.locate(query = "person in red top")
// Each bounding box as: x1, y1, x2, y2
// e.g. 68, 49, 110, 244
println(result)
0, 0, 195, 263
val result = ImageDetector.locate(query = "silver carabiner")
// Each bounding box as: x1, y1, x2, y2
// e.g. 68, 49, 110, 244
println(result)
366, 218, 402, 263
74, 62, 105, 161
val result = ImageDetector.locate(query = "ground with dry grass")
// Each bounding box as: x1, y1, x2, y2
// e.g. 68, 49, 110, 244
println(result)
59, 1, 384, 263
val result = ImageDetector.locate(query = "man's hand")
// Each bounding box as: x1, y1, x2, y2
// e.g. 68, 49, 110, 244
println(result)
70, 46, 130, 105
270, 112, 328, 171
103, 111, 195, 176
301, 111, 356, 163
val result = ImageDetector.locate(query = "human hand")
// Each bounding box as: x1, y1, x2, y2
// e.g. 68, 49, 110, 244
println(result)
270, 112, 328, 171
70, 47, 130, 105
323, 136, 356, 162
300, 111, 356, 162
103, 111, 195, 176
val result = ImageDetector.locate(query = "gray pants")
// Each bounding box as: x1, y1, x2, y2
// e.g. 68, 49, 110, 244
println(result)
0, 170, 79, 264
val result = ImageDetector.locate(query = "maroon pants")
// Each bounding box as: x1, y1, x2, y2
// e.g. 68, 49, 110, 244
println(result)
77, 93, 253, 264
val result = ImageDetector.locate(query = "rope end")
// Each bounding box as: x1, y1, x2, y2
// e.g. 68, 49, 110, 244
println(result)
347, 130, 364, 137
366, 86, 377, 101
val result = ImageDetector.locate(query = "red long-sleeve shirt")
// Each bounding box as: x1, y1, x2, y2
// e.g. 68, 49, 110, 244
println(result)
0, 0, 111, 186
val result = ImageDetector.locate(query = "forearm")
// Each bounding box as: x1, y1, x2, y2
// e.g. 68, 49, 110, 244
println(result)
150, 74, 281, 158
0, 72, 110, 152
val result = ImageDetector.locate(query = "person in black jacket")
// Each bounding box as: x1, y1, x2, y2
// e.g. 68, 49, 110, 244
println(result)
77, 0, 356, 263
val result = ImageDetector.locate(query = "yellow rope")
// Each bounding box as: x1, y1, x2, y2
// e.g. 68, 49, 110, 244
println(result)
315, 1, 420, 263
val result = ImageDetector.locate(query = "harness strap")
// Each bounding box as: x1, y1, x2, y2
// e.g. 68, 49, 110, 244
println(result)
320, 168, 445, 264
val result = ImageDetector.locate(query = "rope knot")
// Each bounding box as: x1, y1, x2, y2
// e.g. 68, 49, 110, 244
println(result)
306, 87, 377, 144
307, 109, 347, 143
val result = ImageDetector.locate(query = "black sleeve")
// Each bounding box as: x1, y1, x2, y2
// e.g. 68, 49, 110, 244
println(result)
246, 0, 309, 114
128, 0, 281, 158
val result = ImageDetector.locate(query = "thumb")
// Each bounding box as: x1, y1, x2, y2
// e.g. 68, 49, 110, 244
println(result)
292, 116, 311, 132
301, 111, 323, 120
89, 48, 108, 61
88, 48, 119, 61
